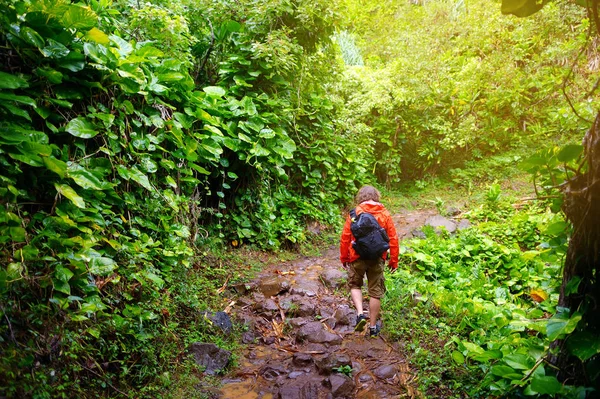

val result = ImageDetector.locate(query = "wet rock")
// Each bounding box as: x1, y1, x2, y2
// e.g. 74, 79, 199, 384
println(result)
278, 381, 321, 399
446, 206, 461, 216
457, 219, 471, 230
296, 299, 316, 317
258, 276, 289, 297
315, 354, 352, 375
261, 364, 287, 381
203, 311, 233, 335
333, 305, 355, 326
289, 317, 309, 328
305, 343, 327, 353
236, 296, 253, 308
252, 292, 266, 303
233, 282, 254, 295
411, 228, 426, 239
324, 318, 336, 329
288, 371, 304, 379
320, 269, 346, 289
255, 298, 279, 314
297, 322, 342, 345
290, 286, 317, 297
425, 215, 457, 234
189, 343, 231, 375
242, 330, 257, 344
320, 297, 335, 306
374, 364, 397, 379
262, 336, 276, 345
293, 352, 314, 367
319, 307, 334, 318
328, 374, 355, 398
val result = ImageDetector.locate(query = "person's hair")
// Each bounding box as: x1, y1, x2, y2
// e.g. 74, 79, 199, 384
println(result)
355, 185, 381, 204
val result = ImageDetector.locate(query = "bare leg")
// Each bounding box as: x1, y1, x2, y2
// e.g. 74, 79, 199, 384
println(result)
369, 297, 381, 328
350, 288, 364, 316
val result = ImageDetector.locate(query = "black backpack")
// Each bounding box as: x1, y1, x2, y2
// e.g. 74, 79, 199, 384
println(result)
349, 208, 390, 260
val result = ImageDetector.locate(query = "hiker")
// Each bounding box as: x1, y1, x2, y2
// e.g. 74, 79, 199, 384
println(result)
340, 185, 399, 337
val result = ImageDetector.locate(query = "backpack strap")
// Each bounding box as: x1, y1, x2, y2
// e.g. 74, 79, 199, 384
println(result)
349, 208, 357, 221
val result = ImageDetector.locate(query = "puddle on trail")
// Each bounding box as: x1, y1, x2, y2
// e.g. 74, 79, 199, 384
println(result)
220, 380, 273, 399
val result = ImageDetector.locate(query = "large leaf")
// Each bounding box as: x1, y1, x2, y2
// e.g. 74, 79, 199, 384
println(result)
203, 86, 226, 97
65, 117, 98, 138
89, 257, 116, 275
567, 332, 600, 361
84, 27, 110, 45
55, 183, 86, 208
117, 165, 154, 191
0, 71, 29, 89
557, 144, 583, 163
0, 92, 36, 107
41, 38, 70, 58
546, 310, 582, 341
501, 0, 546, 17
61, 4, 98, 30
67, 164, 110, 190
43, 156, 67, 177
530, 375, 562, 395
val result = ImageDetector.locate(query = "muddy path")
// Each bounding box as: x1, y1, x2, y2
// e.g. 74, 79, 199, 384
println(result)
216, 209, 437, 399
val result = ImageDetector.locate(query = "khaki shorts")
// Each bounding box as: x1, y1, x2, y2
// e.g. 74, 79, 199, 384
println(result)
348, 258, 386, 299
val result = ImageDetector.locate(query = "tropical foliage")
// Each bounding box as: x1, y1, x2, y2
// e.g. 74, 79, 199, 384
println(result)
1, 0, 599, 397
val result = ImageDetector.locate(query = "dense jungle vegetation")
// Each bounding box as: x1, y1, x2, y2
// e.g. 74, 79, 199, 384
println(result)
0, 0, 599, 397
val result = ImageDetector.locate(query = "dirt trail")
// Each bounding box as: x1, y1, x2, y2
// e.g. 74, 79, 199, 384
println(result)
217, 210, 435, 399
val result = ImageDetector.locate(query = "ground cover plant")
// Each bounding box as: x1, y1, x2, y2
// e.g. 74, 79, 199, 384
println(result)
1, 0, 600, 397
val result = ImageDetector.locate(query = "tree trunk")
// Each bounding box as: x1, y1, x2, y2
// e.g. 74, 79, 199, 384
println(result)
556, 110, 600, 389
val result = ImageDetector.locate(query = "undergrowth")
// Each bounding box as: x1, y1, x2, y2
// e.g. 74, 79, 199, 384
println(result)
382, 191, 587, 398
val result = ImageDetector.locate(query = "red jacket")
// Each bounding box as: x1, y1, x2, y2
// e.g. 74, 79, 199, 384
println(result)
340, 200, 399, 270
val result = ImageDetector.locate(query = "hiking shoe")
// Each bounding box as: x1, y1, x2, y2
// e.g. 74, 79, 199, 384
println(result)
369, 325, 381, 337
355, 314, 367, 332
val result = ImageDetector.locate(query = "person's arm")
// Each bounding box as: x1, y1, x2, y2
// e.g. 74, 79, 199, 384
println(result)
340, 215, 353, 264
384, 211, 399, 270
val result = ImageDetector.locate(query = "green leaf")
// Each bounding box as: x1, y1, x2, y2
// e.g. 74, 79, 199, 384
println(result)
544, 221, 568, 236
89, 257, 116, 275
53, 279, 71, 295
557, 144, 583, 163
241, 96, 257, 115
9, 227, 26, 242
35, 67, 63, 84
530, 375, 562, 395
503, 353, 534, 370
55, 183, 86, 208
567, 332, 600, 361
0, 92, 36, 107
0, 71, 29, 89
61, 4, 98, 30
203, 86, 227, 97
43, 156, 67, 178
65, 117, 99, 139
452, 350, 465, 364
20, 26, 45, 48
547, 311, 582, 341
67, 164, 108, 190
501, 0, 546, 17
118, 165, 154, 191
41, 38, 70, 58
55, 265, 74, 282
84, 27, 110, 45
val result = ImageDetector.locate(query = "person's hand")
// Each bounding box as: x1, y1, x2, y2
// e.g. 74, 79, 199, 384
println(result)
388, 264, 398, 274
342, 262, 349, 270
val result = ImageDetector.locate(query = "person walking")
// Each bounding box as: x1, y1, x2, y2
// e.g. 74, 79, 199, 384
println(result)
340, 185, 399, 337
